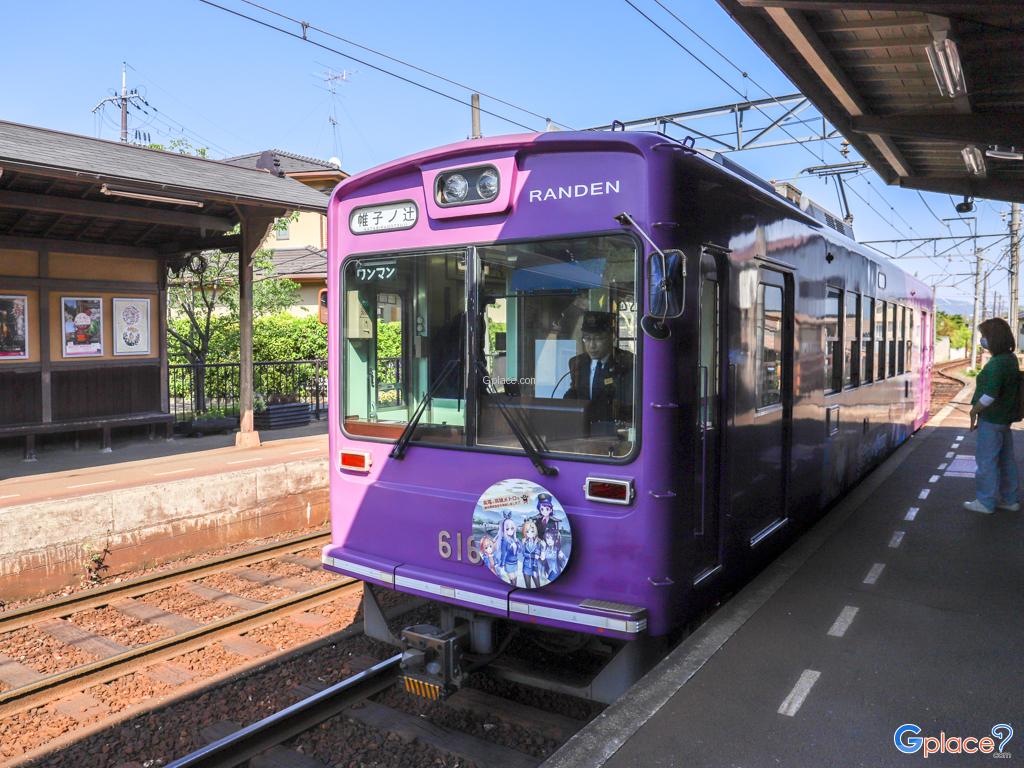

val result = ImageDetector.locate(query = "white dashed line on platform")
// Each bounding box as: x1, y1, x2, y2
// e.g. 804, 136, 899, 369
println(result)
226, 458, 261, 465
153, 468, 195, 477
889, 531, 905, 548
919, 489, 930, 499
929, 475, 940, 483
937, 463, 948, 470
864, 563, 886, 584
905, 507, 919, 521
288, 448, 320, 455
778, 670, 820, 717
946, 452, 955, 459
67, 480, 114, 489
956, 434, 965, 440
827, 606, 859, 638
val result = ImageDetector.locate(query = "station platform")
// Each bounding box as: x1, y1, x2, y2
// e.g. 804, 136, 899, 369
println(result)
547, 381, 1024, 767
0, 432, 329, 602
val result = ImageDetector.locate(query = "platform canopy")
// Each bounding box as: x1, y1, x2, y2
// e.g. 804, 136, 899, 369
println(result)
717, 1, 1024, 203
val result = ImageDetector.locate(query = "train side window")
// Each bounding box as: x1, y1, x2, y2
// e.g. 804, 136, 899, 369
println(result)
897, 305, 906, 374
824, 287, 842, 394
862, 296, 874, 383
844, 292, 860, 388
906, 308, 914, 373
755, 283, 784, 408
887, 302, 897, 378
875, 299, 886, 381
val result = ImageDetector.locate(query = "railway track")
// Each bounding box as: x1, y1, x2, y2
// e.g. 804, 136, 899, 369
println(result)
929, 357, 969, 418
0, 531, 356, 715
167, 651, 588, 768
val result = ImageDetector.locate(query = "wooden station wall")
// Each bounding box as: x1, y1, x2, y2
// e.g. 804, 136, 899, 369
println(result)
0, 248, 166, 428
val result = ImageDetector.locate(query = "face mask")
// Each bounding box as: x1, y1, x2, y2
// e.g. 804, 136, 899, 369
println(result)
980, 337, 989, 350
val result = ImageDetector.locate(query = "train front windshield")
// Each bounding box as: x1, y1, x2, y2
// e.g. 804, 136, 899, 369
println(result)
342, 234, 638, 459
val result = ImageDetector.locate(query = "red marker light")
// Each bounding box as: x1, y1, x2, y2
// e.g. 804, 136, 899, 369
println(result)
584, 477, 634, 505
339, 450, 371, 472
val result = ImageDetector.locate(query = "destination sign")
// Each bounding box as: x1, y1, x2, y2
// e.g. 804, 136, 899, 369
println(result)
349, 201, 418, 234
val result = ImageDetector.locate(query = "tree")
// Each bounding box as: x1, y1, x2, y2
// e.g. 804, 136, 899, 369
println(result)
936, 310, 971, 350
168, 241, 300, 412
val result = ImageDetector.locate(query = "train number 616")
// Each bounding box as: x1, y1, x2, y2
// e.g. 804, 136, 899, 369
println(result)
437, 530, 481, 564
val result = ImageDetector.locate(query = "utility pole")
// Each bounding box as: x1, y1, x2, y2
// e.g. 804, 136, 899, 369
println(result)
91, 62, 145, 143
1011, 202, 1021, 345
120, 62, 128, 142
471, 93, 481, 139
982, 269, 989, 321
970, 246, 982, 369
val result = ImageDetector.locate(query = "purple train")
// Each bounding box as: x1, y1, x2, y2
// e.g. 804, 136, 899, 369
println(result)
321, 131, 933, 701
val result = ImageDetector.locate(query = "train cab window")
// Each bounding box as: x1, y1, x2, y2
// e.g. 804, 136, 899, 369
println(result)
824, 287, 842, 394
756, 283, 784, 408
342, 249, 467, 444
844, 292, 860, 388
875, 299, 886, 381
887, 302, 898, 377
476, 235, 638, 459
862, 296, 874, 384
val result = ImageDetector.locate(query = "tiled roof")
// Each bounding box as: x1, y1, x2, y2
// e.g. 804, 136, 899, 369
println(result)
224, 149, 344, 175
0, 121, 328, 211
267, 246, 326, 278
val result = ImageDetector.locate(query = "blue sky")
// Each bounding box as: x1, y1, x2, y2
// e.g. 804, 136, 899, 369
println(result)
1, 0, 1012, 309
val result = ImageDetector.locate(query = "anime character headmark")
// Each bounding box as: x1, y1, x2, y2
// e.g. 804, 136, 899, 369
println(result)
497, 510, 520, 585
541, 530, 566, 582
529, 492, 561, 540
479, 535, 499, 576
520, 519, 543, 589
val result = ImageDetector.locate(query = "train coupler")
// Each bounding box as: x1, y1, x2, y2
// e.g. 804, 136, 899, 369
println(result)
399, 624, 465, 701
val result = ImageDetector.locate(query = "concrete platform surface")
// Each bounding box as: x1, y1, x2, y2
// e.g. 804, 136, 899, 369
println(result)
547, 386, 1024, 767
0, 431, 327, 509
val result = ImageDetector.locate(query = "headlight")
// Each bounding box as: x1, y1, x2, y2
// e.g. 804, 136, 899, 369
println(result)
435, 166, 500, 207
476, 169, 499, 200
441, 173, 469, 203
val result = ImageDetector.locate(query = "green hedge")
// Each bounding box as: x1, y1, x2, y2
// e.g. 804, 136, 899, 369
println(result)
169, 313, 327, 365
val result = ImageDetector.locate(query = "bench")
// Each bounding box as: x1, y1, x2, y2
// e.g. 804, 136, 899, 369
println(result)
0, 412, 176, 461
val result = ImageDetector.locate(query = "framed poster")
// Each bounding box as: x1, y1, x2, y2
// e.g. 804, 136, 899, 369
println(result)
0, 295, 29, 360
62, 297, 103, 357
113, 297, 151, 356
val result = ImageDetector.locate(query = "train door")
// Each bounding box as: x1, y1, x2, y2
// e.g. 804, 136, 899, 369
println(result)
747, 267, 793, 547
694, 245, 727, 583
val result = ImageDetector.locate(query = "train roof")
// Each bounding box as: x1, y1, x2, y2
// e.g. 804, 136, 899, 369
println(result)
333, 131, 929, 298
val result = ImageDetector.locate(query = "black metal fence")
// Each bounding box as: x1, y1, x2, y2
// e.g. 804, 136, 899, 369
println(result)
168, 359, 327, 422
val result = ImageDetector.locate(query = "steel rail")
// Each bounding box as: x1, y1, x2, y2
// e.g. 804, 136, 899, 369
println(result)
0, 531, 330, 633
0, 578, 358, 712
166, 653, 403, 768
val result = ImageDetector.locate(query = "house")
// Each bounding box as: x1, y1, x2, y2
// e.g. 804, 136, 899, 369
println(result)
223, 150, 346, 315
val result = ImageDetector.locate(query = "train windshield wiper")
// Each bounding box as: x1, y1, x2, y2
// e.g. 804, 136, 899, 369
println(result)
390, 358, 459, 460
476, 360, 557, 477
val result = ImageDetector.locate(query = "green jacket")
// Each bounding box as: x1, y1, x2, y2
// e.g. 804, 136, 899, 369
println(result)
972, 352, 1020, 425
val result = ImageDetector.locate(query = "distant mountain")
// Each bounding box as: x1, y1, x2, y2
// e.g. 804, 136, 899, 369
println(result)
936, 298, 975, 318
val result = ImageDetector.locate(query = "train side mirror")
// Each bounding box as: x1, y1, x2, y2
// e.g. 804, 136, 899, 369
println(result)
318, 288, 328, 325
642, 249, 686, 339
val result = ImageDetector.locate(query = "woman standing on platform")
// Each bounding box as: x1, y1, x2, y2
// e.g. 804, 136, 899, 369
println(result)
965, 317, 1020, 514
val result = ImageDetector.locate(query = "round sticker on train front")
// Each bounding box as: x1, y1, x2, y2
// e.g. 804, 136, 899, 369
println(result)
473, 479, 572, 589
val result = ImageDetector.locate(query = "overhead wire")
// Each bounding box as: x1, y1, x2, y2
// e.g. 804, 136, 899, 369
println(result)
638, 0, 994, 293
236, 0, 572, 130
197, 0, 542, 133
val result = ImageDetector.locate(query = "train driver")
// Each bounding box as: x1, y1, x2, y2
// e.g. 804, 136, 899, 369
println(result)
563, 311, 634, 428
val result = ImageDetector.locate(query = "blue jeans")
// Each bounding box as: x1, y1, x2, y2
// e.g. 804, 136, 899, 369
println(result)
975, 420, 1019, 510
